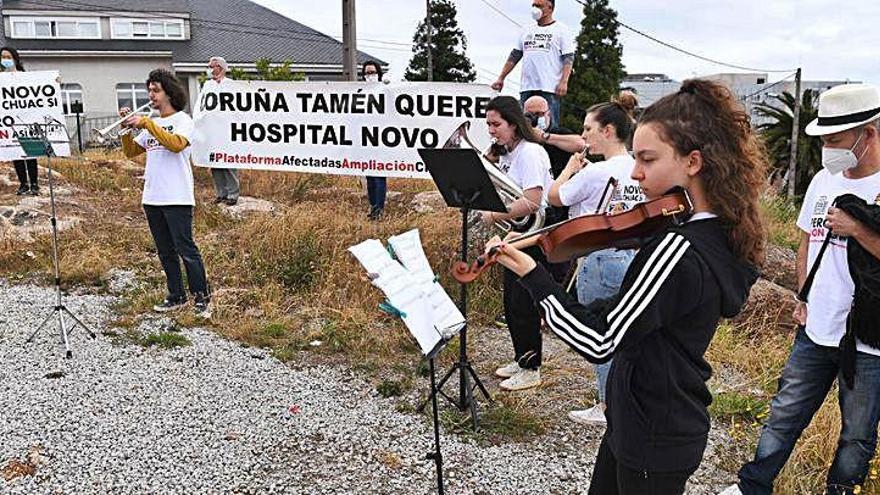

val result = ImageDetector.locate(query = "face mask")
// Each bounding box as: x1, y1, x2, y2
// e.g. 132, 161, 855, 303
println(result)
365, 74, 379, 83
536, 116, 548, 131
1, 59, 14, 70
206, 68, 215, 77
531, 7, 543, 21
822, 130, 866, 174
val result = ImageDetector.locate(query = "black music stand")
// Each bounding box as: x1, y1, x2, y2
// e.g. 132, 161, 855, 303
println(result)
13, 121, 96, 358
416, 148, 504, 429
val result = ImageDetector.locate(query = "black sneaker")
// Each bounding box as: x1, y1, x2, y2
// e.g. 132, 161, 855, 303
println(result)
213, 197, 226, 204
16, 185, 29, 195
367, 206, 383, 221
153, 296, 186, 313
223, 197, 238, 206
29, 185, 40, 196
494, 314, 507, 328
193, 292, 211, 317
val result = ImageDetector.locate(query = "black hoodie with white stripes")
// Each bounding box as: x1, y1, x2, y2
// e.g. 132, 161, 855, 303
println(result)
519, 216, 758, 472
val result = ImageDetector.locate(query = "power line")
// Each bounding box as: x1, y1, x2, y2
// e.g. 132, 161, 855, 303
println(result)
570, 0, 796, 73
738, 71, 798, 102
476, 0, 523, 28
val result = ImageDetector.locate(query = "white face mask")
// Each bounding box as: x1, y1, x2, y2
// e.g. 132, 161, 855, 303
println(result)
1, 59, 14, 70
531, 6, 543, 21
365, 74, 379, 83
206, 68, 215, 78
822, 130, 866, 174
536, 116, 549, 131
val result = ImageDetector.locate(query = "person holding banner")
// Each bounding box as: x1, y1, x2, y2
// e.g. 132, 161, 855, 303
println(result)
547, 91, 644, 427
483, 95, 553, 391
203, 56, 240, 206
120, 69, 211, 316
362, 60, 388, 220
1, 46, 40, 196
483, 79, 764, 494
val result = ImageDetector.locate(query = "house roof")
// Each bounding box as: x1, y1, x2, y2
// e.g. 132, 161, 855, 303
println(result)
0, 0, 386, 67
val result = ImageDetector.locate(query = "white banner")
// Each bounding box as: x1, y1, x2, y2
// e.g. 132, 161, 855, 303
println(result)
191, 80, 494, 179
0, 70, 71, 161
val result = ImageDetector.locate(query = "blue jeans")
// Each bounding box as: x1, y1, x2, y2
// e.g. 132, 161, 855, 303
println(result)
738, 327, 880, 495
366, 176, 387, 211
520, 90, 560, 128
576, 248, 636, 402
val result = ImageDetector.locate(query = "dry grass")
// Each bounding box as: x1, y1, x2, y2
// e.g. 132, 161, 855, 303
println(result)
5, 150, 880, 493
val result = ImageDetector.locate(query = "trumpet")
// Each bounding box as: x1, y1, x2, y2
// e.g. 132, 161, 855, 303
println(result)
91, 102, 153, 144
443, 122, 545, 234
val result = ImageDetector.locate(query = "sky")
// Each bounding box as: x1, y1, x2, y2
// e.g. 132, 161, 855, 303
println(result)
251, 0, 879, 91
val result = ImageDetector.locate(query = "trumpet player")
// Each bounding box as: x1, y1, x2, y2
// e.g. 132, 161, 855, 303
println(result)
547, 91, 644, 427
483, 95, 552, 391
120, 68, 211, 316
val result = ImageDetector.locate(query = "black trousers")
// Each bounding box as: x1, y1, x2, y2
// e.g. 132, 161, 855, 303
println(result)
503, 245, 546, 369
588, 434, 695, 495
13, 159, 38, 187
144, 205, 209, 300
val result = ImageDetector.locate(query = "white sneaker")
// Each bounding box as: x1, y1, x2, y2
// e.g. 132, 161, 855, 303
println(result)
495, 361, 522, 378
717, 484, 742, 495
500, 369, 541, 391
568, 404, 607, 426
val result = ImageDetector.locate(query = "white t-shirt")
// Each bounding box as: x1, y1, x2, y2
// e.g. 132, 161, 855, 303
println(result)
498, 140, 552, 199
136, 111, 195, 206
558, 154, 644, 218
796, 168, 880, 356
516, 21, 575, 93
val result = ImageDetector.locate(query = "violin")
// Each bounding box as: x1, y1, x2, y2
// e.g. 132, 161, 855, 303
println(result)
451, 188, 694, 284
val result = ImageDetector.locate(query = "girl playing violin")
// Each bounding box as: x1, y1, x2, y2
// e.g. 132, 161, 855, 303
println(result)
486, 79, 765, 494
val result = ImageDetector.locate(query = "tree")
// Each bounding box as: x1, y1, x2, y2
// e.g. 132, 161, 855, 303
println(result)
405, 0, 476, 82
199, 58, 305, 84
755, 89, 821, 198
562, 0, 626, 131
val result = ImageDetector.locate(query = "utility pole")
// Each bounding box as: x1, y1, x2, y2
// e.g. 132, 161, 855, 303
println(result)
342, 0, 357, 81
426, 0, 433, 81
786, 67, 802, 197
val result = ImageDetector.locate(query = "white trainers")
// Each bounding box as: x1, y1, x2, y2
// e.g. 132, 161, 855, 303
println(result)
500, 369, 541, 391
495, 361, 522, 378
568, 404, 607, 426
717, 484, 742, 495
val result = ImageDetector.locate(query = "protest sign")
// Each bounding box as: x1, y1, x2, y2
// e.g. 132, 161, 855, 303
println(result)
0, 70, 71, 160
191, 80, 494, 179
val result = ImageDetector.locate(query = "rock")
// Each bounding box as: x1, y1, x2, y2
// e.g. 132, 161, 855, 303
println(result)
731, 278, 797, 335
220, 196, 277, 218
411, 191, 446, 214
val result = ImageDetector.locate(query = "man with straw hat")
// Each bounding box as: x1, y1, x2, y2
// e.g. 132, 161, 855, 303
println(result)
723, 83, 880, 495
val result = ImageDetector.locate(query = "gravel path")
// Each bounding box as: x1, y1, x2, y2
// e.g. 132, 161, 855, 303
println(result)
0, 281, 734, 494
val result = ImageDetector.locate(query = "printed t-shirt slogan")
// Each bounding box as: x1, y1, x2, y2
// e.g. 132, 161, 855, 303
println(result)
191, 80, 494, 179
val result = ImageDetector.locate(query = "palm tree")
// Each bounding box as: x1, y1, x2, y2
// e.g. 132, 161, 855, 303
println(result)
754, 89, 821, 198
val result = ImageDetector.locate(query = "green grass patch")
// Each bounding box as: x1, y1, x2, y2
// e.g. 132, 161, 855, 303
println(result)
709, 390, 770, 423
141, 332, 191, 349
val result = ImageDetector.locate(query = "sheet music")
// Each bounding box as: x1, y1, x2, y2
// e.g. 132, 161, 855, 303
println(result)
388, 230, 465, 338
348, 239, 443, 355
349, 230, 465, 355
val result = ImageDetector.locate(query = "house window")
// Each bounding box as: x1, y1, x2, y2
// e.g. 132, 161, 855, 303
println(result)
116, 83, 150, 112
111, 18, 185, 40
60, 84, 84, 115
9, 17, 101, 39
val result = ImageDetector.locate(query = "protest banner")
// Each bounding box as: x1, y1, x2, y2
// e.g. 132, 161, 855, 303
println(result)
0, 70, 71, 160
191, 80, 494, 179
